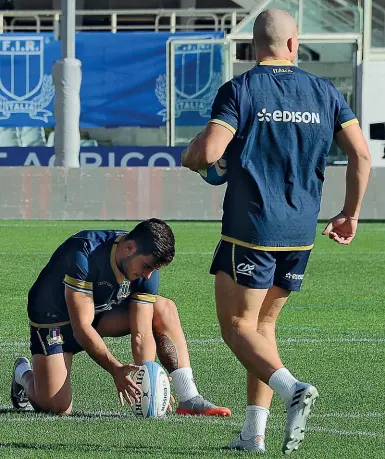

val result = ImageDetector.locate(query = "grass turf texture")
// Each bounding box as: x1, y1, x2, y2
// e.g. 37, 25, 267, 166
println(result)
0, 221, 384, 458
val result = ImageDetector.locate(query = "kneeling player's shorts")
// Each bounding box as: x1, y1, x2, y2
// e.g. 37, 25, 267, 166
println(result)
210, 240, 312, 291
30, 315, 103, 356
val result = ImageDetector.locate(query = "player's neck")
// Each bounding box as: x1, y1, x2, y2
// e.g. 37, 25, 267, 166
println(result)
256, 55, 294, 65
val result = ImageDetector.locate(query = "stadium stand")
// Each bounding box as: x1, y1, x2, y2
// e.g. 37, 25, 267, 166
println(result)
0, 128, 21, 147
19, 127, 47, 147
0, 0, 383, 165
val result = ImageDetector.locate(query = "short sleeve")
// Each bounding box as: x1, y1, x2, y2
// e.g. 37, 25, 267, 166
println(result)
209, 80, 238, 135
129, 270, 159, 304
333, 88, 359, 135
63, 239, 94, 295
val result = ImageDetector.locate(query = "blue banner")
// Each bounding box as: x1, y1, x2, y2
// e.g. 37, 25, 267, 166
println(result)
0, 147, 184, 167
0, 32, 224, 128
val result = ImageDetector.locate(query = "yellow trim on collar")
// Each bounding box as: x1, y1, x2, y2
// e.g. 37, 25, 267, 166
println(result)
110, 235, 125, 284
259, 60, 294, 66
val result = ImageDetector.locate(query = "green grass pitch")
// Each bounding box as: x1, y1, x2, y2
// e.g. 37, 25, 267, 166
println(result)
0, 221, 384, 458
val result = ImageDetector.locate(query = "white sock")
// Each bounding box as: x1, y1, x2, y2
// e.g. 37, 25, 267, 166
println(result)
170, 367, 199, 402
268, 368, 298, 406
241, 405, 270, 439
15, 362, 32, 386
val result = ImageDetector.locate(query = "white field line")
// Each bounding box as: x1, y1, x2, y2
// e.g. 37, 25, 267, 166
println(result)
0, 406, 383, 439
1, 251, 385, 256
1, 222, 384, 231
1, 336, 385, 349
1, 405, 384, 422
186, 337, 385, 345
306, 426, 385, 438
0, 251, 215, 256
311, 412, 385, 419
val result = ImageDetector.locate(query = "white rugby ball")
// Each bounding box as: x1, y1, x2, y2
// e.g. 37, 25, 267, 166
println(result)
198, 154, 227, 186
132, 361, 170, 418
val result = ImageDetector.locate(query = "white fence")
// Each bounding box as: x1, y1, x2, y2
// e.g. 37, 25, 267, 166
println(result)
0, 167, 383, 220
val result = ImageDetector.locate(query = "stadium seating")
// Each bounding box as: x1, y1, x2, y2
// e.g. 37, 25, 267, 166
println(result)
0, 127, 21, 147
80, 139, 99, 147
45, 131, 99, 148
19, 127, 46, 147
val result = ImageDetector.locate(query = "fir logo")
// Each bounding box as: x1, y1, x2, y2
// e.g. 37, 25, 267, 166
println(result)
155, 42, 222, 121
257, 108, 272, 122
0, 36, 55, 122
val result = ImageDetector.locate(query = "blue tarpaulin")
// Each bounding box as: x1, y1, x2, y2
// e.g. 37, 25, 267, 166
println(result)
0, 32, 224, 128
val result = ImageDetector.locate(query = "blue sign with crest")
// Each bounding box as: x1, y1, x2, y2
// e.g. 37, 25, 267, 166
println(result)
0, 36, 56, 123
0, 32, 223, 128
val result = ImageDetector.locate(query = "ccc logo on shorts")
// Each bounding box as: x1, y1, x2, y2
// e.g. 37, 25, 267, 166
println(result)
236, 263, 255, 276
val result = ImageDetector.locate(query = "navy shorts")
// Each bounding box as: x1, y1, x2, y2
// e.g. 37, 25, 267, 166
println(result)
30, 315, 102, 356
210, 240, 311, 291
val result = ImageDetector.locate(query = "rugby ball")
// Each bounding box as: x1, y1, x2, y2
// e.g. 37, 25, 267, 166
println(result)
132, 361, 170, 418
198, 154, 227, 186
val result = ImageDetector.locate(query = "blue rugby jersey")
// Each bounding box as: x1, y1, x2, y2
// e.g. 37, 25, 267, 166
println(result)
28, 230, 159, 327
210, 60, 358, 250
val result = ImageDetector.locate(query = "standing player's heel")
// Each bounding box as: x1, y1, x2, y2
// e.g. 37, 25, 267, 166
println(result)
11, 357, 33, 411
282, 382, 318, 455
229, 435, 265, 452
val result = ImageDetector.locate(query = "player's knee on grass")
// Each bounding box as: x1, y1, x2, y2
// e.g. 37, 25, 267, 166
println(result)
152, 297, 180, 333
29, 352, 74, 416
32, 395, 73, 415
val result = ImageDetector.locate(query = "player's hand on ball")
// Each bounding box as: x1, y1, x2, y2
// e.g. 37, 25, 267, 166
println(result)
322, 212, 358, 245
167, 377, 174, 413
113, 363, 142, 406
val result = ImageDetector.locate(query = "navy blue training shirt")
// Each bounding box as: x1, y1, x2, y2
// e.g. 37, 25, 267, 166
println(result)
210, 60, 358, 250
28, 230, 159, 327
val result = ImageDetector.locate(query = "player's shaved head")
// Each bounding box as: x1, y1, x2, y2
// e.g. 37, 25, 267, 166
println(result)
253, 9, 298, 61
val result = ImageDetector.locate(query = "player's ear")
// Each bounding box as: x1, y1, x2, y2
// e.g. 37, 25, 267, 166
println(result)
287, 37, 293, 53
126, 240, 137, 256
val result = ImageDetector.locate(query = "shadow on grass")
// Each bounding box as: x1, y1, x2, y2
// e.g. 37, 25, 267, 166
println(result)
0, 408, 15, 415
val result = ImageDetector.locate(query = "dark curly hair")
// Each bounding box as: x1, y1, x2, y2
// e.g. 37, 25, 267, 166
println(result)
125, 218, 175, 267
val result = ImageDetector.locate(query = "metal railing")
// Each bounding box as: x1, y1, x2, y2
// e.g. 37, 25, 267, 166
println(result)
0, 9, 248, 36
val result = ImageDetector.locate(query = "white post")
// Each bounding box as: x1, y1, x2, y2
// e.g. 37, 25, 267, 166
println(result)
170, 12, 176, 33
298, 0, 304, 34
53, 0, 81, 167
363, 0, 372, 61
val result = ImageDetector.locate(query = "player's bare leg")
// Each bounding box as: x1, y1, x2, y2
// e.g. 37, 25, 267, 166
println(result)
12, 353, 73, 415
233, 287, 290, 452
96, 296, 231, 417
215, 272, 318, 454
151, 296, 231, 416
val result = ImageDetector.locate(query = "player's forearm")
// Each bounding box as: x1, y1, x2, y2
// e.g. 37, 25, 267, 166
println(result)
343, 151, 371, 218
182, 145, 207, 171
74, 325, 122, 375
182, 132, 218, 171
131, 332, 156, 365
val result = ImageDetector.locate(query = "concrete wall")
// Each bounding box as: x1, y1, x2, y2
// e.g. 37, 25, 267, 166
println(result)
0, 166, 383, 220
